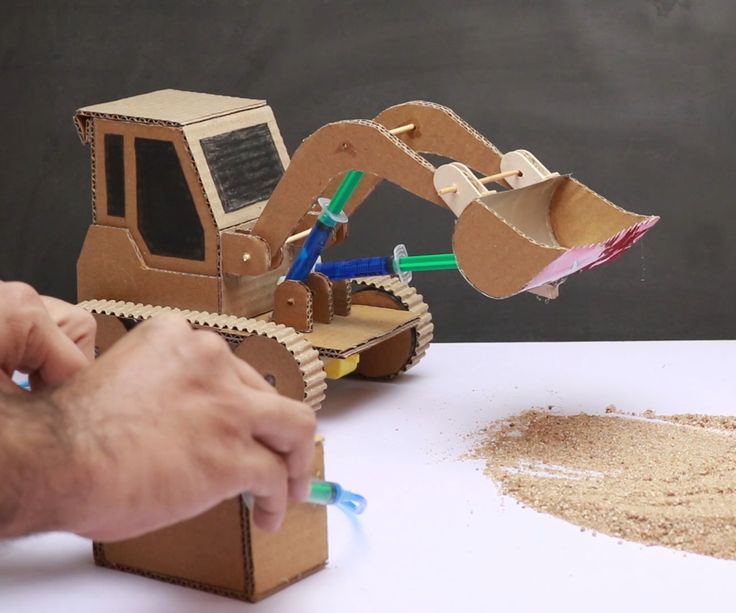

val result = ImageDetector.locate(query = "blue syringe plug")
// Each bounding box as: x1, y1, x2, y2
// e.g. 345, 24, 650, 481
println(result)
308, 479, 367, 514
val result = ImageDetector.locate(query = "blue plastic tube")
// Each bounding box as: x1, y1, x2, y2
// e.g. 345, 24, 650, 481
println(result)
315, 255, 393, 280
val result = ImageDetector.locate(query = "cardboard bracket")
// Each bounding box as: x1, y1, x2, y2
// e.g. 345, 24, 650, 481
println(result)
305, 272, 334, 324
331, 280, 352, 316
434, 162, 493, 217
273, 280, 314, 333
501, 150, 560, 189
221, 231, 273, 276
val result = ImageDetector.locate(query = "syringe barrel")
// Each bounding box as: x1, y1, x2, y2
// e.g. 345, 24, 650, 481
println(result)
316, 256, 393, 280
285, 221, 333, 282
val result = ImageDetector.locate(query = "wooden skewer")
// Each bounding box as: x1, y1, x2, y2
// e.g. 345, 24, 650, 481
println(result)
285, 228, 312, 244
478, 169, 522, 185
389, 123, 415, 136
438, 184, 458, 195
437, 169, 522, 195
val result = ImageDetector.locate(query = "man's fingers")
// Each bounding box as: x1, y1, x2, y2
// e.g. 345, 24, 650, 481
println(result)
288, 475, 312, 503
0, 283, 90, 387
241, 444, 289, 532
40, 296, 97, 362
246, 390, 316, 482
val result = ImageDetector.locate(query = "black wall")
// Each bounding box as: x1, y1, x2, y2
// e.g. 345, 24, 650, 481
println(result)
1, 0, 734, 341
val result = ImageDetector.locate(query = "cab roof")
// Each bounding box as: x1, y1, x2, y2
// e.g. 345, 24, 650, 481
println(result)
74, 89, 266, 143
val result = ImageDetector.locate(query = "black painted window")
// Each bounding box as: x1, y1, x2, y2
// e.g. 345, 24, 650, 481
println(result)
104, 134, 125, 217
135, 138, 205, 261
200, 123, 284, 213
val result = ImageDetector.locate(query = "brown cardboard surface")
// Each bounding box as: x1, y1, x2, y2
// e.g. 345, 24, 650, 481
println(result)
220, 230, 272, 276
273, 280, 314, 332
335, 100, 507, 216
375, 100, 504, 175
306, 273, 334, 324
95, 439, 328, 602
250, 441, 328, 598
77, 225, 220, 312
252, 120, 445, 268
302, 304, 419, 358
477, 176, 565, 247
453, 201, 562, 299
98, 498, 248, 594
550, 177, 651, 247
75, 89, 265, 134
221, 259, 289, 319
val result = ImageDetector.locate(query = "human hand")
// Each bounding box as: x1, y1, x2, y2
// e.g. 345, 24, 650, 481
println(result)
48, 314, 316, 539
0, 282, 95, 393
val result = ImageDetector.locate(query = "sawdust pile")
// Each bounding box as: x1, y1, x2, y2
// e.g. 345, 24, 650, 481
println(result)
471, 409, 736, 559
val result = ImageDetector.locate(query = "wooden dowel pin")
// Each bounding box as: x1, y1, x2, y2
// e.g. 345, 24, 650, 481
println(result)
388, 123, 415, 136
437, 169, 522, 195
285, 228, 312, 244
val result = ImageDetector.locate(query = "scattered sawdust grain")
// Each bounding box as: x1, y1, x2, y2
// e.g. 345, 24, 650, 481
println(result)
470, 409, 736, 559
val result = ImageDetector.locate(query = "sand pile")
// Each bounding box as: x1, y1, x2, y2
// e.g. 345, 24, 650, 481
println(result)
471, 409, 736, 558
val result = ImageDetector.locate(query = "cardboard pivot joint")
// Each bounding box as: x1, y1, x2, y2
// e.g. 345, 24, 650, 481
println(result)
74, 89, 657, 600
94, 440, 328, 602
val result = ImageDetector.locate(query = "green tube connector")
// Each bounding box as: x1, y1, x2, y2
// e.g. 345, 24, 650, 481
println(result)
318, 170, 365, 228
397, 253, 458, 272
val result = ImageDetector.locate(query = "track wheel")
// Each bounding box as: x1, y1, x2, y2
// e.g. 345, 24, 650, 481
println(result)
234, 335, 313, 402
351, 276, 434, 379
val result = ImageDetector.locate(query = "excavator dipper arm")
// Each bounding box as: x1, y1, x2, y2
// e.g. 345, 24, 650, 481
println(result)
251, 119, 447, 267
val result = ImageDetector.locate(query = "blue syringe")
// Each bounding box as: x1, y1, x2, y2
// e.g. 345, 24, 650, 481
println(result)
315, 244, 458, 283
285, 170, 364, 282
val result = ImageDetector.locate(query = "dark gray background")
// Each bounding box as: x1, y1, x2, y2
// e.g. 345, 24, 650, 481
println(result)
1, 0, 733, 341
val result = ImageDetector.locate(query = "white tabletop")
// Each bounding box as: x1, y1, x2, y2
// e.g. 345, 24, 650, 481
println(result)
2, 341, 735, 613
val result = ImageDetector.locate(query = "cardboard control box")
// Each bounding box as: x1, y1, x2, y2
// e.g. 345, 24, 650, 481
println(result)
93, 440, 328, 602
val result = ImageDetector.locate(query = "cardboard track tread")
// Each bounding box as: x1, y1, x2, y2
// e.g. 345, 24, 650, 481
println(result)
352, 277, 433, 374
78, 299, 327, 410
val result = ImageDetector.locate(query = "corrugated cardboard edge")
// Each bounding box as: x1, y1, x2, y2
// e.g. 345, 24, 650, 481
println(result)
74, 89, 266, 144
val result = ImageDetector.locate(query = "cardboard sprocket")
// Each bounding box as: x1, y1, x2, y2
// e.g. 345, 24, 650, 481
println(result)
73, 89, 658, 601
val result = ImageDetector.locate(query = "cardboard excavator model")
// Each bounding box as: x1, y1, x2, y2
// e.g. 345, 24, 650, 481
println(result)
74, 89, 658, 600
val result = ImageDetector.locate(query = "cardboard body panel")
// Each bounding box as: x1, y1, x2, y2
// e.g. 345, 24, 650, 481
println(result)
94, 440, 328, 602
77, 225, 220, 312
97, 498, 248, 594
184, 106, 291, 230
302, 304, 419, 357
76, 89, 265, 131
91, 119, 219, 277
